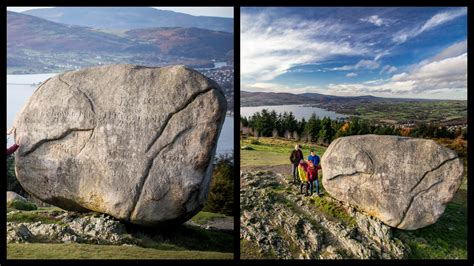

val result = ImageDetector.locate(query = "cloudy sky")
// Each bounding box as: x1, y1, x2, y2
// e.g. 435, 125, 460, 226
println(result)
241, 7, 467, 100
7, 7, 234, 18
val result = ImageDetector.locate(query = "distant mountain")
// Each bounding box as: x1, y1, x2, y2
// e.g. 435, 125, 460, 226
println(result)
23, 7, 233, 33
7, 11, 233, 71
126, 27, 233, 59
241, 90, 432, 107
7, 11, 136, 53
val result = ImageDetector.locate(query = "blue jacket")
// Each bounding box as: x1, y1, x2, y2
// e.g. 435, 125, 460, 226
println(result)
308, 154, 320, 166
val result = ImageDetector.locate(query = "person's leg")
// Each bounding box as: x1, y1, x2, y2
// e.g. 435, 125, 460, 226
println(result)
293, 164, 298, 183
315, 179, 319, 195
309, 180, 313, 195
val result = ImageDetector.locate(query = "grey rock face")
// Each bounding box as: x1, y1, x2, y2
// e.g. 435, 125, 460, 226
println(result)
13, 64, 227, 225
322, 135, 464, 230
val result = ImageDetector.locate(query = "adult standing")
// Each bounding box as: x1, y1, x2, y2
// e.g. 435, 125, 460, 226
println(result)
290, 144, 303, 183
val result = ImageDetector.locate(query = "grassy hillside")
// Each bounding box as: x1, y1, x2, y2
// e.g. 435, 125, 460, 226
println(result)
240, 136, 468, 259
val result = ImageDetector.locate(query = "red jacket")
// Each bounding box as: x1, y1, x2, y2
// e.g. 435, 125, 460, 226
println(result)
307, 165, 321, 182
7, 144, 19, 155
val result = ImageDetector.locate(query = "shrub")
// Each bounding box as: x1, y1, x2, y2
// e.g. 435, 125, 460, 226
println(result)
7, 155, 28, 197
8, 200, 37, 211
203, 154, 234, 216
250, 139, 260, 145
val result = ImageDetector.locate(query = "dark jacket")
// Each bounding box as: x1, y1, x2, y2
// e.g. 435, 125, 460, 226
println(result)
290, 149, 303, 164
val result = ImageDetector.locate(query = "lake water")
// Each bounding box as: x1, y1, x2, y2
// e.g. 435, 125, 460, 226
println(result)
240, 105, 347, 121
7, 73, 233, 155
196, 61, 227, 71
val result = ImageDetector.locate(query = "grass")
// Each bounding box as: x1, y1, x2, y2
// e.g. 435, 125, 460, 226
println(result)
7, 209, 65, 225
309, 195, 357, 228
7, 200, 37, 211
240, 137, 326, 167
240, 239, 271, 259
126, 220, 234, 254
190, 211, 227, 225
393, 195, 467, 259
7, 243, 233, 259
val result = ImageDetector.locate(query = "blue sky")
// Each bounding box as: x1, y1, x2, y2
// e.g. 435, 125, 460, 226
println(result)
6, 7, 234, 18
241, 7, 467, 100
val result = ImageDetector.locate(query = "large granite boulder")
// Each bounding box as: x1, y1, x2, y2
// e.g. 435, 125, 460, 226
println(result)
13, 64, 226, 226
321, 135, 463, 230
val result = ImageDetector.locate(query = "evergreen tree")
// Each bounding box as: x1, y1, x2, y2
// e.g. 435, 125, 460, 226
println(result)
203, 154, 234, 216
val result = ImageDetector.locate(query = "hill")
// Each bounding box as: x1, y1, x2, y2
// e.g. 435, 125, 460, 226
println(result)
7, 11, 135, 53
125, 27, 233, 59
240, 90, 427, 107
7, 11, 233, 72
23, 7, 233, 33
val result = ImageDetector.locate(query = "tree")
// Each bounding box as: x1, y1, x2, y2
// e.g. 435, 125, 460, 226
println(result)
348, 117, 360, 136
7, 155, 27, 197
318, 116, 335, 144
240, 116, 249, 127
203, 154, 234, 216
305, 113, 321, 142
358, 119, 370, 135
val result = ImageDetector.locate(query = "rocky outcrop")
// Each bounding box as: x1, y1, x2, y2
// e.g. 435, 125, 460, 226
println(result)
240, 170, 409, 259
7, 211, 132, 245
321, 135, 464, 230
13, 64, 227, 226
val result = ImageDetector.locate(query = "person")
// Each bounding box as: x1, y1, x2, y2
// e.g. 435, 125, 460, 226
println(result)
290, 144, 304, 183
7, 127, 20, 155
307, 150, 321, 195
308, 150, 320, 166
306, 160, 322, 196
297, 160, 310, 195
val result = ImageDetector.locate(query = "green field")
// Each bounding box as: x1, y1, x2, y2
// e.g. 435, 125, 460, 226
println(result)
240, 136, 468, 259
7, 243, 233, 259
354, 101, 467, 124
240, 137, 326, 167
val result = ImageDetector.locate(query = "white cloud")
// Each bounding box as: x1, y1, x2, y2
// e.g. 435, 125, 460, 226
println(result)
330, 53, 467, 98
241, 82, 326, 94
380, 65, 397, 74
430, 39, 467, 62
243, 52, 467, 100
392, 8, 466, 44
333, 58, 380, 71
360, 15, 386, 26
241, 12, 368, 82
346, 72, 358, 77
